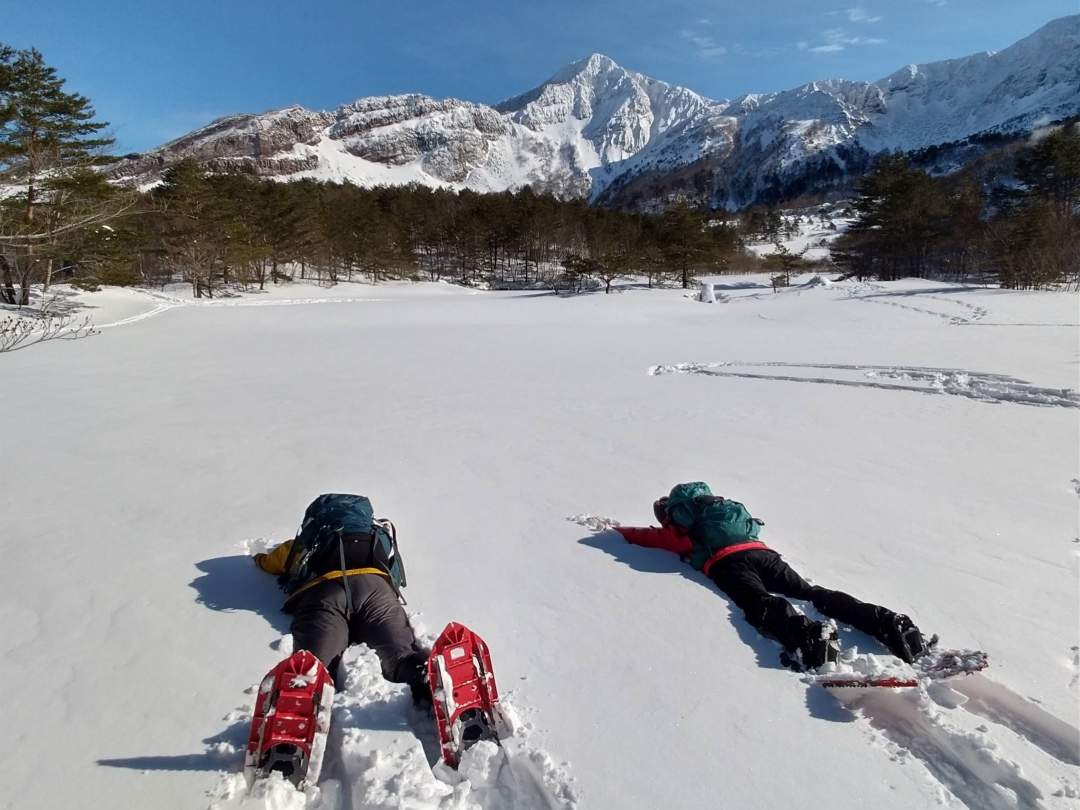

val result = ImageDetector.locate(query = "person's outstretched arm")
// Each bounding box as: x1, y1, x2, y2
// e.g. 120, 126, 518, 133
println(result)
615, 525, 692, 555
253, 539, 295, 575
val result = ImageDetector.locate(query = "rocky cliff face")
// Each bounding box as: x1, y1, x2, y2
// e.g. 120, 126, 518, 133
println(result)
111, 15, 1080, 206
114, 106, 330, 183
328, 95, 512, 182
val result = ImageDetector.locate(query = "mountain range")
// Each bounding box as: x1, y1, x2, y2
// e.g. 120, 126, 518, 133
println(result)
112, 15, 1080, 209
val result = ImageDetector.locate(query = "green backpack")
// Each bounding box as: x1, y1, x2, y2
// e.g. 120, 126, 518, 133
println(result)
278, 493, 406, 598
665, 482, 765, 571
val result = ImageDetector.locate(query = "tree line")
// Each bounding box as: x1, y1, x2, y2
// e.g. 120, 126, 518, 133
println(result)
113, 166, 745, 297
833, 125, 1080, 290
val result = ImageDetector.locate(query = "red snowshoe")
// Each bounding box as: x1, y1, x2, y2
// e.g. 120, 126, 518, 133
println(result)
818, 646, 989, 689
427, 622, 509, 767
243, 650, 335, 787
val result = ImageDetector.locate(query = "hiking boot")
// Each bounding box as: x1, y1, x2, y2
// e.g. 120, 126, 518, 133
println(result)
794, 621, 841, 670
881, 613, 926, 663
410, 677, 433, 713
397, 652, 433, 712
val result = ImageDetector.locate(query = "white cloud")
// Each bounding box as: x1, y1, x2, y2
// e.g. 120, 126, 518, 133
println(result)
846, 5, 882, 23
806, 28, 886, 53
680, 29, 727, 59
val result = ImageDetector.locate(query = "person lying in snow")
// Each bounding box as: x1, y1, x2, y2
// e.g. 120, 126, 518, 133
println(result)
253, 493, 430, 704
616, 482, 927, 670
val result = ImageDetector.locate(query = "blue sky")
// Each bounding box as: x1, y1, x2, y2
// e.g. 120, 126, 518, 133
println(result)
5, 0, 1077, 153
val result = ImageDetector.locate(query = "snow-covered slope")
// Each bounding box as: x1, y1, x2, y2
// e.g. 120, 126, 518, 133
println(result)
2, 278, 1078, 810
111, 15, 1080, 205
866, 15, 1080, 152
606, 15, 1080, 206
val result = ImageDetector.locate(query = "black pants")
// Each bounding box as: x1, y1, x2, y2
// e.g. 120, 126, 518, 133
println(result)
709, 549, 891, 651
287, 574, 427, 688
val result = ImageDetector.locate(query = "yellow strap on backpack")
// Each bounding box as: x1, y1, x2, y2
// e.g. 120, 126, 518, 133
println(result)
288, 567, 389, 598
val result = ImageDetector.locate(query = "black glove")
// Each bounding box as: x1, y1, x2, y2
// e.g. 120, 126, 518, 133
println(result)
653, 497, 670, 527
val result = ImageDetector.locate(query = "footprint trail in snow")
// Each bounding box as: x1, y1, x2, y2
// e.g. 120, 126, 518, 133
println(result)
650, 361, 1080, 409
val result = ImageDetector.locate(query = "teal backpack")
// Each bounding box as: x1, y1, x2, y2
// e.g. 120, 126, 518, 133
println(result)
665, 482, 765, 571
278, 493, 407, 600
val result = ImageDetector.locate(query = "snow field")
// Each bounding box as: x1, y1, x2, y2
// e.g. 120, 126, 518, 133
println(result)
0, 275, 1077, 810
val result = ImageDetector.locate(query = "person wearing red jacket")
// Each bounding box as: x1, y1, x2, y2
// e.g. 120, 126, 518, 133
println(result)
616, 483, 927, 670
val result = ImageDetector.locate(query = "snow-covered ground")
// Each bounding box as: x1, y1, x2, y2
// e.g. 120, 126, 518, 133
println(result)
2, 276, 1078, 810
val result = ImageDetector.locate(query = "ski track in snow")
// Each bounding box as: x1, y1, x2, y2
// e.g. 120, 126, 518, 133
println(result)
94, 291, 386, 330
836, 686, 1045, 810
947, 675, 1080, 767
649, 361, 1080, 409
207, 633, 576, 810
829, 670, 1080, 810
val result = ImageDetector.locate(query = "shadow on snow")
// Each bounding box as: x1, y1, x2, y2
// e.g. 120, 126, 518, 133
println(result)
97, 554, 292, 775
578, 529, 863, 724
97, 721, 249, 772
190, 554, 292, 636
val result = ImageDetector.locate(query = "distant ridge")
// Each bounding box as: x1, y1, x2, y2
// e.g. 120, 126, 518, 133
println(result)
111, 15, 1080, 209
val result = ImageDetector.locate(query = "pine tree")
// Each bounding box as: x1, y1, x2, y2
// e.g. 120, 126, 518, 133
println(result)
154, 160, 226, 297
1016, 125, 1080, 216
660, 203, 712, 288
834, 156, 946, 280
0, 45, 119, 305
998, 125, 1080, 289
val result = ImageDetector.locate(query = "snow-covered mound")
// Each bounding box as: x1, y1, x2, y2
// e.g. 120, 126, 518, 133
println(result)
2, 277, 1078, 810
110, 16, 1080, 206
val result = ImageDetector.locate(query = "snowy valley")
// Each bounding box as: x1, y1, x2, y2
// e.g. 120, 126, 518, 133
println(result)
3, 6, 1080, 808
1, 273, 1077, 810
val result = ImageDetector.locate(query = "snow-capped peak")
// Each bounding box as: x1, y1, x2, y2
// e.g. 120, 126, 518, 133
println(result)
548, 52, 624, 84
494, 52, 715, 166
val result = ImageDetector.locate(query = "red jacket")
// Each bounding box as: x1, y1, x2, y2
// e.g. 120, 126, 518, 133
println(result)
616, 525, 769, 577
